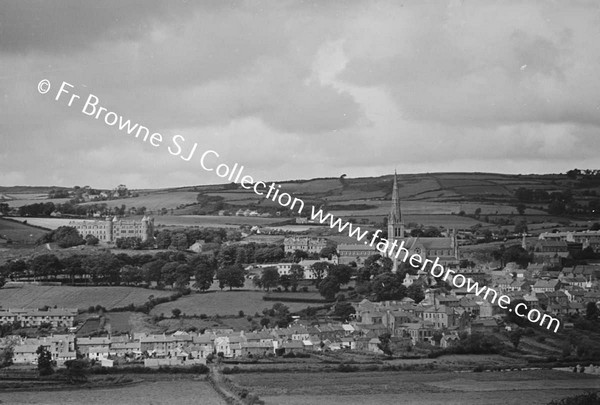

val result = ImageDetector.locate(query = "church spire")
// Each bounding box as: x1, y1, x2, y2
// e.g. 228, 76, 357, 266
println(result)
388, 171, 404, 239
390, 170, 402, 224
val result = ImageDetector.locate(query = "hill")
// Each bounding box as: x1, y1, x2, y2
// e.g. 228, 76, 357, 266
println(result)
2, 171, 599, 234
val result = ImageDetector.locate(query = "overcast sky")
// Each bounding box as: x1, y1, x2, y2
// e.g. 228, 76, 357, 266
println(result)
1, 0, 600, 189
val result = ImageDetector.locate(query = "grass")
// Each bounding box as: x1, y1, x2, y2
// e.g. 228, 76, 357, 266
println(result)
0, 284, 172, 310
79, 191, 199, 212
149, 290, 312, 318
0, 218, 49, 242
232, 369, 600, 405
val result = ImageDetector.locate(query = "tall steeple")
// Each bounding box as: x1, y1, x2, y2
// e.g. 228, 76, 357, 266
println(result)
388, 171, 404, 239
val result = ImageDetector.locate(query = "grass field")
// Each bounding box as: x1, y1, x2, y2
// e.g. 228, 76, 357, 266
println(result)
0, 218, 49, 242
231, 369, 600, 405
149, 290, 313, 318
79, 191, 199, 211
0, 379, 226, 405
0, 284, 172, 310
155, 215, 287, 228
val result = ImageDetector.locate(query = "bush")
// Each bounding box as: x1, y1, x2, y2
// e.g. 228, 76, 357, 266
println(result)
548, 392, 600, 405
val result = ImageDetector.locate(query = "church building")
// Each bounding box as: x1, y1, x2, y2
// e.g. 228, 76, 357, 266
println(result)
387, 172, 459, 272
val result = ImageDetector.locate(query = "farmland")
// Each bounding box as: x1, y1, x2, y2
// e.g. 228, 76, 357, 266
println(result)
0, 218, 49, 243
231, 369, 600, 405
149, 290, 312, 318
0, 284, 172, 310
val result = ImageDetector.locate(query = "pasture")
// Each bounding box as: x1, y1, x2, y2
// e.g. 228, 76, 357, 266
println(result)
232, 369, 600, 405
0, 218, 49, 242
149, 290, 312, 318
79, 190, 199, 211
0, 284, 172, 310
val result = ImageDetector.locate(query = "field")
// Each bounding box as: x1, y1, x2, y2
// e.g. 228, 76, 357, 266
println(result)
0, 378, 226, 405
79, 191, 199, 212
0, 218, 49, 243
150, 290, 313, 318
154, 215, 287, 228
8, 215, 287, 231
1, 192, 71, 208
0, 284, 172, 310
231, 369, 600, 405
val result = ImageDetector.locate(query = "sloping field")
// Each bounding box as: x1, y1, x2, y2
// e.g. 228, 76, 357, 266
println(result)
0, 284, 172, 310
2, 192, 71, 208
78, 191, 199, 211
150, 290, 311, 318
0, 218, 49, 242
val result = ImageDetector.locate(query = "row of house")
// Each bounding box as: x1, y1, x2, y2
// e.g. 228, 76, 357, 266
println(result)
0, 308, 77, 328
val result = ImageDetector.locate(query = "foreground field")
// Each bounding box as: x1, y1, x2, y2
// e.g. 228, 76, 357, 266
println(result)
0, 378, 226, 405
150, 290, 311, 318
0, 284, 172, 310
231, 369, 600, 405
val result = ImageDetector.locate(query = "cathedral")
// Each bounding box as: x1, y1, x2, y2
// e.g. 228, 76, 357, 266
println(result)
387, 172, 459, 272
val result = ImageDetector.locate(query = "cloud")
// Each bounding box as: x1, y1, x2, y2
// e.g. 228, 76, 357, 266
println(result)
0, 1, 599, 188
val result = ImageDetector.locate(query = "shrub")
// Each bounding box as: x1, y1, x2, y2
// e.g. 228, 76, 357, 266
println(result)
548, 392, 600, 405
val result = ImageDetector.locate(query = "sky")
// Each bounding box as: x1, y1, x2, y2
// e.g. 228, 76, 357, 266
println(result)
1, 0, 600, 189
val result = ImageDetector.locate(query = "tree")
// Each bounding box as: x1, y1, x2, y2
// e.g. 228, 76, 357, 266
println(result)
310, 262, 331, 285
328, 264, 353, 285
500, 245, 530, 268
289, 264, 305, 291
509, 329, 523, 349
51, 226, 84, 248
29, 254, 63, 281
334, 302, 356, 321
319, 245, 337, 259
279, 274, 292, 291
370, 273, 406, 301
291, 249, 308, 263
377, 332, 393, 356
260, 267, 280, 292
516, 204, 526, 215
161, 262, 180, 286
190, 255, 216, 291
318, 275, 341, 301
585, 302, 599, 321
216, 265, 245, 290
171, 308, 182, 318
169, 232, 189, 251
155, 230, 172, 249
36, 346, 54, 376
407, 284, 425, 303
85, 235, 99, 246
514, 221, 528, 235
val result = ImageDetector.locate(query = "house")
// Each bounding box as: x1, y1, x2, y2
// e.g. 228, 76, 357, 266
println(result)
367, 337, 383, 353
531, 279, 561, 293
13, 345, 39, 364
440, 333, 460, 348
401, 322, 436, 344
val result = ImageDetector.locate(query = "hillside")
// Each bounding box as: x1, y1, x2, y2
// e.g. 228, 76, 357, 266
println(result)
2, 172, 599, 234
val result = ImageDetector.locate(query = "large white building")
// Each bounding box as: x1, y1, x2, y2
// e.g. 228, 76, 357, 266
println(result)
68, 215, 154, 243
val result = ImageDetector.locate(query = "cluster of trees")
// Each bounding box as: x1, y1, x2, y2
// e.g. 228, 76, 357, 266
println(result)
216, 243, 284, 267
514, 186, 600, 217
154, 228, 242, 251
491, 245, 531, 268
16, 200, 128, 218
37, 226, 98, 248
